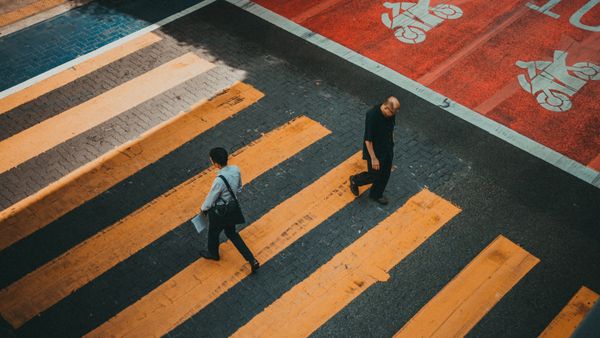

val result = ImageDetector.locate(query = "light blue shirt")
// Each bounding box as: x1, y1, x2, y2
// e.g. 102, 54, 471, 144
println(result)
201, 165, 242, 212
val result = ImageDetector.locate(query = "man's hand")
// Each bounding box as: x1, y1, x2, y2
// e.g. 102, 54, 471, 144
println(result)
365, 141, 379, 170
372, 157, 380, 171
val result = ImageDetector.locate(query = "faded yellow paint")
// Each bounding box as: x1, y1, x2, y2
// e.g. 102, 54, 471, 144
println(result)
539, 286, 599, 338
86, 152, 368, 337
0, 116, 330, 329
232, 189, 461, 338
395, 235, 539, 338
0, 82, 264, 251
0, 0, 68, 27
0, 33, 162, 115
0, 52, 214, 174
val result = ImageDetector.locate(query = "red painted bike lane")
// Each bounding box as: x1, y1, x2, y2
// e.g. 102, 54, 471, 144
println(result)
253, 0, 600, 171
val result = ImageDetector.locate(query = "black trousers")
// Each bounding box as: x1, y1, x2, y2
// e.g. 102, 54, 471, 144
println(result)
207, 220, 255, 262
353, 154, 393, 199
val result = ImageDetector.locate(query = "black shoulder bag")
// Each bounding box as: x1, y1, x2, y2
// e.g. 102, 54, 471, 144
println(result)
208, 175, 246, 225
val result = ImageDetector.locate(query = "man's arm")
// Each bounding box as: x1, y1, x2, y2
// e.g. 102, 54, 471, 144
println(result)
201, 179, 223, 213
365, 140, 380, 170
364, 110, 380, 170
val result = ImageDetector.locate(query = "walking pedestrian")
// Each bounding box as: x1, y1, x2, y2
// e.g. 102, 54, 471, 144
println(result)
199, 147, 260, 273
349, 96, 400, 205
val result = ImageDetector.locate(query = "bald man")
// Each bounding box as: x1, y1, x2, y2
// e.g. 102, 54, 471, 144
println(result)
349, 97, 400, 205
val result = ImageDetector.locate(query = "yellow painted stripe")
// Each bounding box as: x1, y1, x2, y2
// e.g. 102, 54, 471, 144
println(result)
0, 52, 214, 174
539, 286, 599, 338
395, 235, 540, 338
0, 33, 162, 115
0, 116, 330, 329
232, 189, 461, 338
0, 82, 264, 251
0, 0, 67, 27
86, 152, 369, 337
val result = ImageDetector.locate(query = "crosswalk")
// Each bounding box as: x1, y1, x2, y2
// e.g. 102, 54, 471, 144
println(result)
0, 26, 598, 338
0, 81, 263, 250
87, 153, 365, 337
395, 235, 538, 337
232, 190, 460, 337
0, 53, 214, 174
0, 115, 329, 327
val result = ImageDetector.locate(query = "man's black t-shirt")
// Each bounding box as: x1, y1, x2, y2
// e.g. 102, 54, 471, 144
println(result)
362, 105, 395, 160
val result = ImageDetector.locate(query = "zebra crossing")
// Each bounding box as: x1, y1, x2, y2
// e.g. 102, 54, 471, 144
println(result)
395, 235, 539, 337
231, 190, 461, 337
1, 8, 599, 337
0, 114, 329, 327
0, 81, 263, 251
0, 53, 214, 174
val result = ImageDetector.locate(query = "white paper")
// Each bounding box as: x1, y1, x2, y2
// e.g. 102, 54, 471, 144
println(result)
191, 213, 208, 233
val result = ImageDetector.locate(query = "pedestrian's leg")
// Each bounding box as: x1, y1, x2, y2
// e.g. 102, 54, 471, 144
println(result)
224, 225, 255, 262
370, 156, 392, 198
379, 157, 392, 193
352, 158, 375, 187
206, 222, 223, 259
368, 161, 383, 199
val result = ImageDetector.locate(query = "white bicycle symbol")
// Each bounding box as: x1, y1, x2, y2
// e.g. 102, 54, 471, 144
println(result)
381, 0, 463, 44
516, 50, 600, 112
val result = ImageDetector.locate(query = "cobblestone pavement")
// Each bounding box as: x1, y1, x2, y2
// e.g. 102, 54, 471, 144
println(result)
1, 1, 599, 337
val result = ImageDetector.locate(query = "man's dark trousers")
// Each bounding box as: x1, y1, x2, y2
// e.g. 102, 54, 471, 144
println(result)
353, 153, 393, 199
207, 220, 255, 261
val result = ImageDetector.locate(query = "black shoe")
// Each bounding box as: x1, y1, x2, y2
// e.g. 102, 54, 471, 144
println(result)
349, 176, 359, 197
250, 259, 260, 274
370, 196, 389, 205
199, 250, 219, 261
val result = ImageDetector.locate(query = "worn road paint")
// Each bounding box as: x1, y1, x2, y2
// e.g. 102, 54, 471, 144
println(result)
0, 53, 214, 174
0, 82, 263, 251
395, 235, 539, 337
233, 189, 461, 338
539, 286, 600, 337
86, 152, 368, 337
0, 0, 68, 28
0, 116, 330, 328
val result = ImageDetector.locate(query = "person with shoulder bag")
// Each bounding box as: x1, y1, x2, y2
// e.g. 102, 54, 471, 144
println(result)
198, 147, 260, 274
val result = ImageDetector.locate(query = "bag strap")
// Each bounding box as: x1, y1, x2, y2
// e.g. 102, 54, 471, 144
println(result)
218, 175, 238, 202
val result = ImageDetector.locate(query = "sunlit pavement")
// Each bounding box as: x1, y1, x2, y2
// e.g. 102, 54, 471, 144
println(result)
0, 1, 599, 337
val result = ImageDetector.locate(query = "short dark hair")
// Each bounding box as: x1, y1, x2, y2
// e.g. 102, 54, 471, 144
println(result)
209, 147, 228, 166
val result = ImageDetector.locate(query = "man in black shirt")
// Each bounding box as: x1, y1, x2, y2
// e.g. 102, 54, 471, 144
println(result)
349, 96, 400, 205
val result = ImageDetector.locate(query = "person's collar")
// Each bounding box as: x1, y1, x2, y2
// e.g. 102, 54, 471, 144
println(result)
216, 165, 230, 175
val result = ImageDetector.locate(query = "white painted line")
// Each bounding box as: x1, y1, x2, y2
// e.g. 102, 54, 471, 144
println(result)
0, 0, 218, 100
0, 1, 93, 38
226, 0, 600, 188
